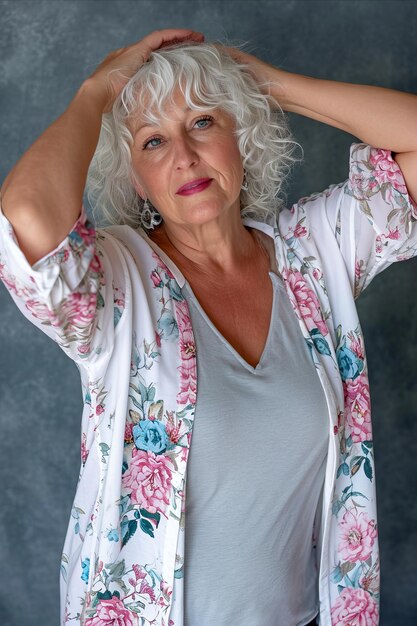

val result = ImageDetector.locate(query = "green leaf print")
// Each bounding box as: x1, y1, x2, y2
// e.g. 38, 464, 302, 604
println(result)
107, 560, 125, 580
140, 508, 161, 526
122, 519, 138, 547
99, 442, 110, 462
140, 517, 155, 538
364, 457, 373, 480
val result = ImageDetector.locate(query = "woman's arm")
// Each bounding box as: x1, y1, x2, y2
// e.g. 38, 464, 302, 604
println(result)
271, 70, 417, 202
225, 47, 417, 203
0, 28, 204, 266
0, 86, 106, 266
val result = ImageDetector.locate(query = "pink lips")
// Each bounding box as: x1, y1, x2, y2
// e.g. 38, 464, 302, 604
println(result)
176, 178, 213, 196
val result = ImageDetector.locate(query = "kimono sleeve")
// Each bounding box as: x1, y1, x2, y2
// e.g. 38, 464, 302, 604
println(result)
0, 202, 123, 365
309, 142, 417, 299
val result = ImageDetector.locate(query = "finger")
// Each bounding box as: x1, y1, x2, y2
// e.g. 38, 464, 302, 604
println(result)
220, 46, 251, 65
139, 29, 204, 49
158, 33, 204, 51
139, 30, 204, 61
154, 31, 204, 49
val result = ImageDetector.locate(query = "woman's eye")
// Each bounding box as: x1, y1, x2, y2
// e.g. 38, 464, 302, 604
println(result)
194, 116, 213, 129
143, 137, 162, 150
142, 117, 213, 149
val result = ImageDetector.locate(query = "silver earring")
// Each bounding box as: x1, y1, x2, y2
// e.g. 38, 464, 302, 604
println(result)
140, 198, 162, 230
241, 170, 249, 192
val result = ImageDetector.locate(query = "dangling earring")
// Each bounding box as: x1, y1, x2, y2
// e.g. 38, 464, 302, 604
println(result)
241, 170, 249, 192
140, 198, 162, 230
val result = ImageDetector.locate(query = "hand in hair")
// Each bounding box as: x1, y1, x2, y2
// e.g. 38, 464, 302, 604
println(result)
86, 29, 205, 114
216, 45, 288, 109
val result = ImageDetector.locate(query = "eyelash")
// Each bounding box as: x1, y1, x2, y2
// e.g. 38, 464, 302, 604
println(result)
142, 115, 214, 150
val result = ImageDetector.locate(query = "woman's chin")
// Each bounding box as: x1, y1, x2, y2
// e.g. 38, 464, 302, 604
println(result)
174, 198, 239, 226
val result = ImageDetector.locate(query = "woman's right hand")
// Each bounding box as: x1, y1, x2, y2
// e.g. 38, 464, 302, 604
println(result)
85, 29, 205, 113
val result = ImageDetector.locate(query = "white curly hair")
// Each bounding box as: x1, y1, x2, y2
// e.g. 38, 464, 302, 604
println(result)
86, 41, 303, 229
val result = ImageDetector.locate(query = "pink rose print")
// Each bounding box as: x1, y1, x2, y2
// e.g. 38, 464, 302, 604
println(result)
331, 587, 378, 625
175, 300, 197, 405
0, 263, 32, 299
156, 579, 173, 610
124, 421, 134, 444
386, 226, 401, 240
113, 285, 125, 320
160, 580, 172, 598
177, 360, 197, 405
347, 331, 365, 361
60, 292, 97, 327
81, 432, 89, 465
132, 563, 147, 581
89, 251, 101, 272
85, 596, 138, 626
25, 290, 97, 357
74, 217, 96, 245
180, 326, 196, 359
139, 579, 156, 602
150, 269, 163, 288
338, 510, 377, 562
374, 226, 401, 257
25, 298, 59, 325
151, 253, 175, 279
122, 449, 174, 515
293, 220, 307, 238
165, 411, 183, 445
343, 373, 372, 443
281, 268, 328, 336
78, 342, 92, 355
349, 171, 375, 199
369, 147, 408, 195
312, 267, 322, 281
181, 444, 189, 463
175, 300, 196, 358
354, 260, 364, 283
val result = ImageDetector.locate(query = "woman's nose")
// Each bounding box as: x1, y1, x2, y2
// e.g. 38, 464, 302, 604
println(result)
173, 135, 199, 169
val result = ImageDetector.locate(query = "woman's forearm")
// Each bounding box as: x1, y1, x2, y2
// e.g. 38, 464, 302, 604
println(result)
0, 80, 106, 266
271, 69, 417, 154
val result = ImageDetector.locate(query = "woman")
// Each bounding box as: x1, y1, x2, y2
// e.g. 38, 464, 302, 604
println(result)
1, 27, 416, 626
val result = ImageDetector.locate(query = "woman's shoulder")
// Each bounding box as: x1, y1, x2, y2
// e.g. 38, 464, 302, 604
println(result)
97, 222, 149, 251
98, 222, 186, 287
276, 181, 347, 236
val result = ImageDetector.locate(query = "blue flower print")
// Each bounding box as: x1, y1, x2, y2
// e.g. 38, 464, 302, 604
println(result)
168, 278, 184, 302
68, 229, 86, 247
81, 557, 90, 584
133, 419, 169, 454
107, 528, 119, 542
336, 344, 364, 380
310, 328, 331, 356
158, 310, 179, 340
114, 307, 122, 327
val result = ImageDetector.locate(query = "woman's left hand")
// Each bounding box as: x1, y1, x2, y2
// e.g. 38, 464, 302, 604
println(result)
217, 45, 289, 108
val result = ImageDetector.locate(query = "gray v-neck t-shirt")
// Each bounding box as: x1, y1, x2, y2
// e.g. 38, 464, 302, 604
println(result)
181, 271, 328, 626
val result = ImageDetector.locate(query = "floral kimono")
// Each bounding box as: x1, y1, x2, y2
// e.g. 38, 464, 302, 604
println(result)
0, 142, 416, 626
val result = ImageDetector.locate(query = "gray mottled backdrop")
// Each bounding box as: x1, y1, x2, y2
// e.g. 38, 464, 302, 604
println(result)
0, 1, 416, 624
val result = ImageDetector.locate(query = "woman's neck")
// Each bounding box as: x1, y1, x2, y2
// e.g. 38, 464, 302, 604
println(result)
148, 217, 259, 277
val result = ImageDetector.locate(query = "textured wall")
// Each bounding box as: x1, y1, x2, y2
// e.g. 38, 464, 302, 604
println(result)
0, 1, 416, 624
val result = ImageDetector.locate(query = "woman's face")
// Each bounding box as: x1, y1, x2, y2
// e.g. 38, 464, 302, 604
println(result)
130, 88, 244, 230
